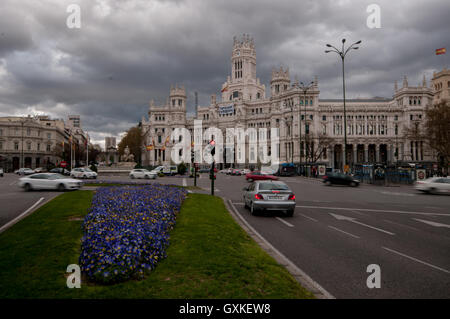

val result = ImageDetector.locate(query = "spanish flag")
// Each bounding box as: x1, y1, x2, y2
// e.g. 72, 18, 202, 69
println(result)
146, 145, 153, 151
221, 85, 228, 93
165, 135, 170, 146
436, 48, 446, 55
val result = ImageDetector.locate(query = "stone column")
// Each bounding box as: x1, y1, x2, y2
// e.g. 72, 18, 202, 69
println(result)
375, 144, 380, 163
364, 144, 368, 163
353, 145, 358, 165
330, 145, 335, 169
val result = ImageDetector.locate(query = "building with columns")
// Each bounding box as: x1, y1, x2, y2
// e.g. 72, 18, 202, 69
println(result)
141, 35, 439, 170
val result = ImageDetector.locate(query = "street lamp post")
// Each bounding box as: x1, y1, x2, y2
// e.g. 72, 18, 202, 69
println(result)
298, 81, 314, 176
325, 39, 361, 173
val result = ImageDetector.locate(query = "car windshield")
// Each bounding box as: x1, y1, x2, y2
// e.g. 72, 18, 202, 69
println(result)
48, 174, 65, 180
84, 168, 92, 172
259, 182, 289, 191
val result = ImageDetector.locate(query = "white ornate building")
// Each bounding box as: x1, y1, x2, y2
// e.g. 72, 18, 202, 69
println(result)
141, 35, 440, 171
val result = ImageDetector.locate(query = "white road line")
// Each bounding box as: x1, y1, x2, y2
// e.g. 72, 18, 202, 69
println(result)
299, 213, 318, 222
9, 181, 17, 186
275, 217, 294, 227
383, 247, 450, 274
182, 178, 187, 187
0, 197, 45, 234
328, 226, 360, 239
413, 218, 450, 229
227, 200, 334, 299
296, 205, 449, 216
383, 219, 420, 231
330, 213, 395, 236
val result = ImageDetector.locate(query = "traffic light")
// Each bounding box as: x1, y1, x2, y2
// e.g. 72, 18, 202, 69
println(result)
210, 140, 216, 156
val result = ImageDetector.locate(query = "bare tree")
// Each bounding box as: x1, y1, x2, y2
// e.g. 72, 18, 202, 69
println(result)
404, 101, 450, 173
304, 133, 335, 163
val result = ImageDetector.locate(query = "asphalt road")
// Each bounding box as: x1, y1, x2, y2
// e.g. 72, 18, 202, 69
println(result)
0, 173, 187, 230
0, 173, 60, 229
204, 173, 450, 299
2, 172, 448, 298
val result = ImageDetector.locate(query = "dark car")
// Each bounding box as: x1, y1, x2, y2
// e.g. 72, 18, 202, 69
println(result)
322, 172, 359, 187
50, 167, 71, 176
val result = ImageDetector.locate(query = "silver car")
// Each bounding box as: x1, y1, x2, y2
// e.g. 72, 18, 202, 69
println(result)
243, 181, 296, 216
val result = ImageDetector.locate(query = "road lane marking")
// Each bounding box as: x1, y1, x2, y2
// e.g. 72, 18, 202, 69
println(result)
413, 218, 450, 229
378, 191, 414, 197
330, 213, 395, 235
383, 219, 420, 231
227, 200, 334, 299
299, 213, 318, 222
0, 197, 45, 234
9, 181, 17, 186
383, 247, 450, 274
328, 226, 360, 239
296, 205, 449, 216
351, 210, 369, 217
275, 217, 294, 227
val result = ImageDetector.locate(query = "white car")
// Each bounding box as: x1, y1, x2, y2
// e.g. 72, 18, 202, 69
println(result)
150, 166, 164, 174
129, 169, 157, 179
70, 167, 98, 179
415, 177, 450, 194
19, 173, 82, 191
16, 168, 35, 175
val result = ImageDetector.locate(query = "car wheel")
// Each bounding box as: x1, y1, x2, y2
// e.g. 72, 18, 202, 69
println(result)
57, 183, 65, 192
82, 174, 87, 179
130, 175, 135, 179
325, 180, 332, 186
350, 181, 357, 187
286, 209, 294, 217
145, 175, 150, 179
24, 183, 32, 192
429, 187, 438, 195
244, 197, 249, 209
250, 202, 258, 216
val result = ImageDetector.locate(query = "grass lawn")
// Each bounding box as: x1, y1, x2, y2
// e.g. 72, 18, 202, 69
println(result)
0, 191, 313, 298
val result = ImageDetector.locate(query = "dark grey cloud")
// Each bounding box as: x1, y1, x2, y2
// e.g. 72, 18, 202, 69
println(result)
0, 0, 449, 147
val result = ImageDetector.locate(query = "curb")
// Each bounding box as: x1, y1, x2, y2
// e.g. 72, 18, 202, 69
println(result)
0, 197, 51, 234
223, 198, 334, 299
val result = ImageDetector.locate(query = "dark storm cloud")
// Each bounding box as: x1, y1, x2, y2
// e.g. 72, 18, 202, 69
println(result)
0, 0, 448, 147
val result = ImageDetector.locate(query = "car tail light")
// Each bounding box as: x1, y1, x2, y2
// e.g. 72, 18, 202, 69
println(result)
254, 193, 264, 200
322, 176, 327, 179
288, 194, 295, 200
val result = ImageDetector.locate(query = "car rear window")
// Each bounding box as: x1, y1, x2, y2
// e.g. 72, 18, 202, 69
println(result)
259, 183, 289, 190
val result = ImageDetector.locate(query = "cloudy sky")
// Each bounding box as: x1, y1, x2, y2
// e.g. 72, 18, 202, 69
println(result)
0, 0, 449, 147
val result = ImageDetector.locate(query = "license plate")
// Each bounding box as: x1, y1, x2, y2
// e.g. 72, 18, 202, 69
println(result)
268, 196, 282, 200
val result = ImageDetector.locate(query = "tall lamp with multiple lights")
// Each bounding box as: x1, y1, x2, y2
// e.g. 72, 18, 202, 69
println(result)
325, 39, 361, 172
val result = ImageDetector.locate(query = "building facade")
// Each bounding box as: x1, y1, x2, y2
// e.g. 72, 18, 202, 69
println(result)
141, 35, 438, 170
0, 115, 89, 171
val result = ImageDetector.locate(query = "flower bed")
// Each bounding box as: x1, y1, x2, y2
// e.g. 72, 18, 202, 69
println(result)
79, 185, 187, 284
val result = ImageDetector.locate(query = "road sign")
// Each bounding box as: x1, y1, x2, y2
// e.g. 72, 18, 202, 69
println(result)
60, 161, 67, 168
